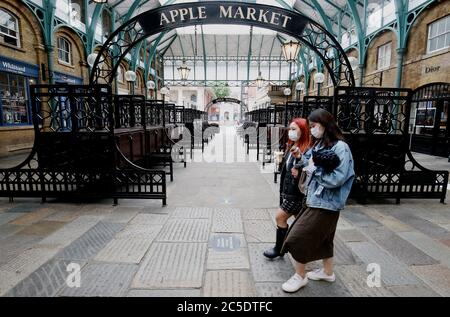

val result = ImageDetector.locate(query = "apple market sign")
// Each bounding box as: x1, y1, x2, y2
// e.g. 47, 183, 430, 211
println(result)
139, 2, 307, 36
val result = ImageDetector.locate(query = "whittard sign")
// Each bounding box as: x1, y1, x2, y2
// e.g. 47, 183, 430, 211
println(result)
137, 2, 307, 36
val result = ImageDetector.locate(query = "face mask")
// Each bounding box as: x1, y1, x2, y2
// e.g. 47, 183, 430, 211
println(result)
311, 125, 324, 139
288, 130, 299, 141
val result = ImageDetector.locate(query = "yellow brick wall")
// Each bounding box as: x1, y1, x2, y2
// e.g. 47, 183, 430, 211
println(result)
0, 1, 44, 158
53, 27, 88, 83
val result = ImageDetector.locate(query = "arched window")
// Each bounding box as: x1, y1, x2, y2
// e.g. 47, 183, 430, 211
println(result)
57, 36, 72, 65
0, 9, 20, 47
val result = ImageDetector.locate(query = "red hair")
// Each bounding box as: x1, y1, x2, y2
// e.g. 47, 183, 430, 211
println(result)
287, 118, 311, 154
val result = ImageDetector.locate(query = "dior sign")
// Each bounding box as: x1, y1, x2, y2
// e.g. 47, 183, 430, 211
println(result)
138, 2, 306, 37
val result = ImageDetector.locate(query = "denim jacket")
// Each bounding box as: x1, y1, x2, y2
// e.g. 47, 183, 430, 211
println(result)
295, 140, 355, 212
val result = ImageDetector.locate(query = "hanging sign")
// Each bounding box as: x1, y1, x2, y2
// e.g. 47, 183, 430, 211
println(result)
138, 1, 307, 37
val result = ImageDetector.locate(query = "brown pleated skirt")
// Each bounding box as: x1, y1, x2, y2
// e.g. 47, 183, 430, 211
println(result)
281, 207, 340, 264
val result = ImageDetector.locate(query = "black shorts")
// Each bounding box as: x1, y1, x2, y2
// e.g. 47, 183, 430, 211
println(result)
280, 198, 303, 215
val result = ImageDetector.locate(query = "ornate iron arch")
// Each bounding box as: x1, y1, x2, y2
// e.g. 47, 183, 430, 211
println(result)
90, 1, 355, 87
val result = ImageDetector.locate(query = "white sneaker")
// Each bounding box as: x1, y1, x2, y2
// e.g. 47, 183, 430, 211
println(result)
306, 268, 336, 282
281, 273, 308, 293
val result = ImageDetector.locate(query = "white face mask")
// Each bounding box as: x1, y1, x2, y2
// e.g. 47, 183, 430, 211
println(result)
288, 130, 299, 141
311, 125, 324, 139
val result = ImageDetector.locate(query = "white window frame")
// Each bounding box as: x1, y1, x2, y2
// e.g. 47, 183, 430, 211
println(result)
427, 15, 450, 54
57, 36, 72, 65
0, 9, 20, 48
377, 42, 391, 70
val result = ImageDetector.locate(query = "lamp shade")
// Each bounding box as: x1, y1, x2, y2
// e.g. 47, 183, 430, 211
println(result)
281, 40, 301, 63
146, 80, 156, 89
160, 86, 170, 95
283, 88, 292, 96
125, 70, 137, 82
314, 72, 325, 84
92, 0, 108, 3
87, 53, 98, 67
295, 82, 305, 91
255, 72, 265, 88
177, 60, 191, 80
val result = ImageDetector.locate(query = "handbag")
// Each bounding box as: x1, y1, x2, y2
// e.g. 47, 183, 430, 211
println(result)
297, 169, 308, 194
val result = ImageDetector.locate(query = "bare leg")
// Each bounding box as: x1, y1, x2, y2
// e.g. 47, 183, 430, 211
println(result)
275, 208, 291, 228
322, 257, 334, 275
292, 258, 306, 279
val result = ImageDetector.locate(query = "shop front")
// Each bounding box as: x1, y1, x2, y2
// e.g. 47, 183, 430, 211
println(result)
0, 55, 39, 127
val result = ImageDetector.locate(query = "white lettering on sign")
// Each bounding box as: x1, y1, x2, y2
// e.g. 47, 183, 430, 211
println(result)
2, 61, 26, 74
160, 6, 207, 26
160, 5, 292, 29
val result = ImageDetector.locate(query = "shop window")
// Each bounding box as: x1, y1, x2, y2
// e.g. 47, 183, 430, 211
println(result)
0, 9, 20, 47
0, 73, 30, 126
57, 36, 72, 65
377, 42, 391, 70
427, 15, 450, 53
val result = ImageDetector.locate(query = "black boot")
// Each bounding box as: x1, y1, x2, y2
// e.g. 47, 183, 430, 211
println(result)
263, 226, 288, 259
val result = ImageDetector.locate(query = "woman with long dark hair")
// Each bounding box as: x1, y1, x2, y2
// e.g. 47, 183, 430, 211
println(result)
263, 118, 311, 259
280, 109, 355, 293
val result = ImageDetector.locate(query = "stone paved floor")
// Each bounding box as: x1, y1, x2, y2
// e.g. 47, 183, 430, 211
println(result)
1, 124, 450, 297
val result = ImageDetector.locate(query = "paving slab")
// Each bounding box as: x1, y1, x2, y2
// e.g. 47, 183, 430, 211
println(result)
347, 241, 422, 286
0, 223, 25, 240
334, 237, 360, 265
10, 208, 56, 226
132, 243, 207, 289
409, 264, 450, 297
0, 212, 27, 226
206, 248, 250, 270
0, 245, 60, 293
209, 233, 247, 248
44, 210, 83, 222
388, 209, 450, 240
156, 219, 210, 242
115, 224, 163, 239
58, 263, 138, 297
55, 221, 124, 261
397, 231, 450, 268
103, 208, 140, 224
171, 207, 213, 219
4, 259, 84, 297
241, 208, 271, 220
336, 217, 355, 230
387, 284, 441, 297
335, 229, 367, 242
5, 204, 41, 213
0, 234, 42, 265
94, 236, 155, 264
244, 220, 276, 243
362, 207, 413, 232
38, 215, 103, 248
203, 270, 256, 297
341, 207, 382, 228
248, 243, 294, 282
130, 213, 169, 225
335, 265, 394, 297
211, 208, 243, 233
127, 289, 202, 297
17, 221, 66, 237
363, 227, 438, 266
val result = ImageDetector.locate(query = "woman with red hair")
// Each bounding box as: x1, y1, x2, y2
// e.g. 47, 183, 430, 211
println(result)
263, 118, 311, 259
